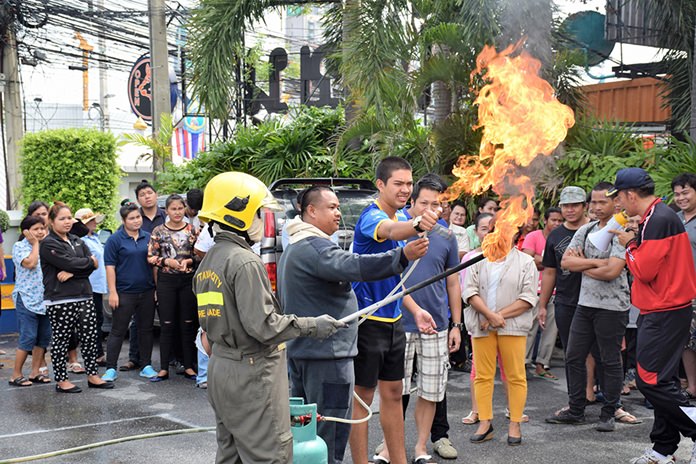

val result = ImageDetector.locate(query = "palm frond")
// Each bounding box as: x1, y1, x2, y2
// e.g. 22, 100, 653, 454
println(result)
186, 0, 281, 120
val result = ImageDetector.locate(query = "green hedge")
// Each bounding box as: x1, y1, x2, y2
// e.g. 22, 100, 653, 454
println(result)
19, 129, 121, 229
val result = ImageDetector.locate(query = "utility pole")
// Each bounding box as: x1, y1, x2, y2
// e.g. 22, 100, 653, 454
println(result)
148, 0, 170, 176
3, 28, 23, 209
96, 0, 109, 131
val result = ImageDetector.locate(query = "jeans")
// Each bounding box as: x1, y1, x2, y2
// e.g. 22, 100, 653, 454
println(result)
554, 301, 576, 391
128, 317, 140, 364
15, 294, 51, 351
157, 273, 198, 371
566, 305, 628, 420
197, 349, 209, 385
106, 290, 156, 370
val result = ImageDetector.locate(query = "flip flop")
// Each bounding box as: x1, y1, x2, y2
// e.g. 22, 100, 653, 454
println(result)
533, 370, 558, 380
9, 376, 32, 387
412, 454, 434, 464
28, 374, 51, 384
615, 409, 642, 424
372, 455, 390, 464
66, 362, 86, 374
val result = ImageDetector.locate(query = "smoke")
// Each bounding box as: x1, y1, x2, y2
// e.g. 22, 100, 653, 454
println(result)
497, 0, 554, 68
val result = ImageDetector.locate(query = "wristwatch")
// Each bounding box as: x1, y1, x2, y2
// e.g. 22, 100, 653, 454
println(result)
412, 215, 424, 233
450, 322, 464, 330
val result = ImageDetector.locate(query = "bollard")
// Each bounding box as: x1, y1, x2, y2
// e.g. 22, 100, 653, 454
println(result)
289, 397, 328, 464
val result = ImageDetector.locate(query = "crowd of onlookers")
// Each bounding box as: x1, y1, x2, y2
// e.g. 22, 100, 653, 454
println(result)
5, 165, 696, 464
4, 180, 211, 393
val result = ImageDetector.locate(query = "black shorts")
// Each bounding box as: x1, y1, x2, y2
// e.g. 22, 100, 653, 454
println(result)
354, 318, 406, 388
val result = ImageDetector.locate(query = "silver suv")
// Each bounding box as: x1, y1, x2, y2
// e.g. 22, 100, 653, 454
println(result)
260, 178, 378, 291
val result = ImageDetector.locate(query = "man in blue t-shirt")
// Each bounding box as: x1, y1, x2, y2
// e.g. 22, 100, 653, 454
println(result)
400, 174, 461, 461
349, 157, 438, 464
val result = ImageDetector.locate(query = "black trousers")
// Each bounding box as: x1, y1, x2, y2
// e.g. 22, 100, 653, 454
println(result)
94, 293, 104, 358
637, 305, 696, 456
566, 305, 628, 420
554, 301, 576, 391
156, 273, 198, 371
47, 299, 100, 382
106, 290, 156, 370
402, 388, 450, 442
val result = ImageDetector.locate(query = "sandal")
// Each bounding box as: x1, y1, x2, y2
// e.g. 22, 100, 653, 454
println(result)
505, 408, 529, 423
462, 411, 479, 424
533, 370, 558, 380
372, 456, 390, 464
9, 376, 32, 387
412, 454, 434, 464
28, 374, 51, 384
66, 362, 86, 374
615, 409, 642, 424
118, 361, 140, 372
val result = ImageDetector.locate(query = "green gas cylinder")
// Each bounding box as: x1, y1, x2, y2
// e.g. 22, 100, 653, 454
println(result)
289, 397, 328, 464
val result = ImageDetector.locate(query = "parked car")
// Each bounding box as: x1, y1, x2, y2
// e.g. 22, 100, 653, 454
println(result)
260, 178, 378, 291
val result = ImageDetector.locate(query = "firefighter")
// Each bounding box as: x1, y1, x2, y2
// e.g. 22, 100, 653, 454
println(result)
194, 172, 346, 464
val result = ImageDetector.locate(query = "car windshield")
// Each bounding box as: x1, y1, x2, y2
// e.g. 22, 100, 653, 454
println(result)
271, 189, 376, 229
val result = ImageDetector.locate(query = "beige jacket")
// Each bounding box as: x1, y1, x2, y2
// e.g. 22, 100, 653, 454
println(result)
462, 248, 539, 338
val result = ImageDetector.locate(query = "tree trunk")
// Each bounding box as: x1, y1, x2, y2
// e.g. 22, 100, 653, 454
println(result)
431, 44, 452, 125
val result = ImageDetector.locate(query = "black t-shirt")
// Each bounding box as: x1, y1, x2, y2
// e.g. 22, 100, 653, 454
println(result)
542, 224, 583, 307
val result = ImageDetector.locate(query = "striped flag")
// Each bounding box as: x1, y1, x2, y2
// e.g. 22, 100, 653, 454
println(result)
174, 126, 205, 160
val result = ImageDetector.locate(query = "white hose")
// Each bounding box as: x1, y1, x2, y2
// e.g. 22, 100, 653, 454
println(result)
0, 427, 215, 463
320, 391, 374, 424
355, 257, 420, 326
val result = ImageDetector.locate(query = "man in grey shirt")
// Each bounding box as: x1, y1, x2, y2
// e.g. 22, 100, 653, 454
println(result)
673, 173, 696, 400
546, 182, 630, 432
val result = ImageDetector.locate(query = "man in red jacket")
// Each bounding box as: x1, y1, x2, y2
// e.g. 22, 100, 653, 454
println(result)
610, 168, 696, 464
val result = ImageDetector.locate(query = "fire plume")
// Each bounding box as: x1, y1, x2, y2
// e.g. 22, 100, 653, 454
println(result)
445, 43, 575, 261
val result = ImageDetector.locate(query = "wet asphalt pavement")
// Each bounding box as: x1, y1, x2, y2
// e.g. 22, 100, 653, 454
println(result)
0, 334, 694, 464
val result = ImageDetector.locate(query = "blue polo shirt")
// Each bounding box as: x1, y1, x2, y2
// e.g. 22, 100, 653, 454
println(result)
104, 226, 154, 293
401, 211, 459, 332
140, 207, 166, 234
352, 201, 407, 322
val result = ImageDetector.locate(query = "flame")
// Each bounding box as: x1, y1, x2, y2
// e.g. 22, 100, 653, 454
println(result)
444, 43, 575, 261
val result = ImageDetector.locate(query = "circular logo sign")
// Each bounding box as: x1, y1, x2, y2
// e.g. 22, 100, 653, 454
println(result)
127, 54, 178, 122
127, 54, 153, 122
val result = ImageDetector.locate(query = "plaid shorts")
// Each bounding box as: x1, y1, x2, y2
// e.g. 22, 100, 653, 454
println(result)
402, 330, 449, 402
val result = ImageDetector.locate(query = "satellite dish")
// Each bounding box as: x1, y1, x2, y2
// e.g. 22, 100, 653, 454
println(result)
561, 11, 615, 66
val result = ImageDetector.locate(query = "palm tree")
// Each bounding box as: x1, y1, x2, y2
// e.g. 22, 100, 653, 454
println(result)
646, 0, 696, 135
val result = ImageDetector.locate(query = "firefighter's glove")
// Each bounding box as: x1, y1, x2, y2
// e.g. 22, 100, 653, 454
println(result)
313, 315, 347, 340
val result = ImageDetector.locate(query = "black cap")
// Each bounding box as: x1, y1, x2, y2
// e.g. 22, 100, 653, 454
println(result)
606, 168, 653, 196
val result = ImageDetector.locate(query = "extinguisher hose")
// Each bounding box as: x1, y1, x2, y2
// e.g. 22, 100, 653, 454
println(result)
320, 391, 373, 424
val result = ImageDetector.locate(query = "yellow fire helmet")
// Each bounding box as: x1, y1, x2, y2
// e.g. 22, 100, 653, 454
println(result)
199, 172, 281, 231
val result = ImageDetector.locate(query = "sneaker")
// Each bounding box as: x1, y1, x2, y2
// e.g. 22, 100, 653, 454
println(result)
432, 437, 457, 459
629, 448, 675, 464
139, 365, 158, 379
102, 368, 118, 382
595, 417, 615, 432
545, 407, 585, 424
